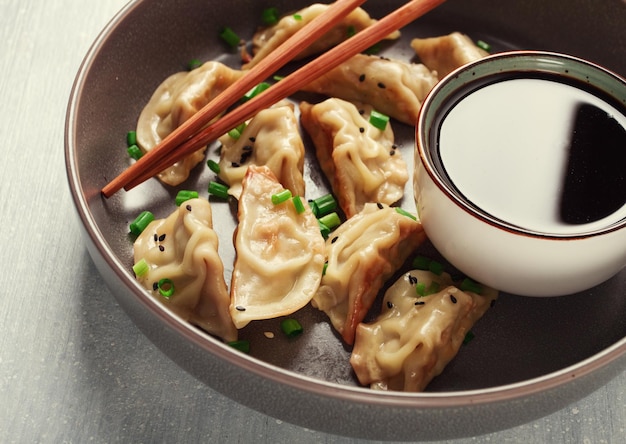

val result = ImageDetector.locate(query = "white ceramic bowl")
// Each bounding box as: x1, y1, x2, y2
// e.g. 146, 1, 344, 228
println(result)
415, 51, 626, 296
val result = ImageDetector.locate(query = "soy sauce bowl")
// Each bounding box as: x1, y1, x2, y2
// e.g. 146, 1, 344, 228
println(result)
415, 51, 626, 296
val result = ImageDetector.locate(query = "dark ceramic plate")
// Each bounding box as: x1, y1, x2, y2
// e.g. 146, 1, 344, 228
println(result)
66, 0, 626, 440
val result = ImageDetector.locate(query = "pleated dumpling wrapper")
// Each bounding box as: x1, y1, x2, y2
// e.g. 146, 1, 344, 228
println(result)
244, 3, 399, 70
133, 198, 237, 342
300, 98, 408, 219
301, 54, 438, 125
410, 32, 489, 78
350, 270, 498, 392
136, 61, 244, 186
312, 203, 427, 345
230, 165, 326, 329
217, 102, 305, 200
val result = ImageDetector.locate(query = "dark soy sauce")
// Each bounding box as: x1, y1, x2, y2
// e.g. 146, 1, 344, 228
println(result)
438, 75, 626, 234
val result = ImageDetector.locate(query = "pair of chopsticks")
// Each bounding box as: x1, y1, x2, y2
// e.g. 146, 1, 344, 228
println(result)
102, 0, 447, 197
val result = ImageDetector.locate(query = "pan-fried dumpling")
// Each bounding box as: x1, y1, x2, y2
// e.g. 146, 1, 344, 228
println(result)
230, 165, 325, 328
136, 61, 244, 186
244, 3, 400, 70
132, 198, 238, 342
217, 103, 305, 200
301, 54, 438, 125
410, 32, 489, 78
312, 203, 427, 345
351, 270, 498, 392
300, 98, 408, 219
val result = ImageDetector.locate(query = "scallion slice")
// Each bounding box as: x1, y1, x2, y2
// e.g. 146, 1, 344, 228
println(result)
208, 181, 229, 199
242, 82, 271, 102
127, 144, 143, 161
369, 109, 390, 131
318, 212, 341, 230
318, 220, 331, 239
157, 278, 175, 298
415, 282, 426, 297
280, 318, 303, 338
175, 190, 198, 206
428, 260, 444, 276
311, 194, 337, 218
206, 159, 221, 174
476, 40, 491, 52
271, 189, 292, 205
412, 255, 431, 270
129, 211, 154, 236
292, 195, 306, 214
261, 7, 279, 25
292, 13, 303, 21
227, 122, 247, 139
227, 340, 250, 353
460, 278, 483, 294
132, 258, 149, 277
346, 25, 356, 38
126, 130, 137, 146
187, 58, 202, 70
394, 207, 417, 220
219, 27, 240, 48
463, 331, 475, 345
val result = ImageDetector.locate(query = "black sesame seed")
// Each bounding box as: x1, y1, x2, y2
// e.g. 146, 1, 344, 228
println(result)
248, 137, 256, 142
392, 144, 398, 149
243, 145, 253, 151
490, 299, 496, 308
408, 275, 418, 285
152, 282, 159, 291
359, 127, 365, 133
359, 73, 366, 82
415, 301, 425, 306
358, 109, 365, 115
386, 301, 393, 309
186, 204, 192, 211
376, 202, 384, 210
231, 162, 240, 168
389, 150, 396, 156
377, 82, 386, 89
450, 295, 458, 304
159, 245, 165, 252
153, 234, 158, 242
158, 234, 166, 242
331, 236, 338, 244
235, 305, 246, 312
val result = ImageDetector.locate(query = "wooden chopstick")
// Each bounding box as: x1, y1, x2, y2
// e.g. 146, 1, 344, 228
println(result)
103, 0, 447, 196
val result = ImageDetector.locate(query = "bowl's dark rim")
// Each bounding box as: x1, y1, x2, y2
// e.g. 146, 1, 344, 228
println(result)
65, 0, 626, 409
416, 50, 626, 241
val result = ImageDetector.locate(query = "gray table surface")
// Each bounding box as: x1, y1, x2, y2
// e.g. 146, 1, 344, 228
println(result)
1, 0, 624, 442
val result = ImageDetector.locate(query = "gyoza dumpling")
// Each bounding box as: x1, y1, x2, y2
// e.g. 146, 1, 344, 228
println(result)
312, 203, 426, 345
350, 270, 498, 392
244, 3, 400, 70
410, 32, 489, 78
300, 98, 408, 219
136, 61, 244, 186
301, 54, 438, 125
230, 165, 325, 328
133, 198, 237, 342
217, 103, 305, 199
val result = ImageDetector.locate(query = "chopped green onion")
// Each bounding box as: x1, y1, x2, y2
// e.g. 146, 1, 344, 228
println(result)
219, 27, 241, 48
322, 261, 328, 275
395, 207, 417, 220
463, 331, 475, 345
292, 13, 303, 21
271, 189, 292, 205
132, 258, 149, 277
363, 42, 381, 55
228, 122, 247, 139
346, 25, 357, 38
292, 195, 306, 214
476, 40, 491, 52
126, 130, 137, 146
415, 282, 427, 297
208, 181, 229, 199
369, 109, 390, 131
427, 281, 440, 295
175, 190, 198, 206
207, 159, 221, 174
227, 339, 250, 353
412, 256, 431, 270
416, 281, 440, 297
157, 278, 175, 298
129, 211, 154, 236
187, 58, 202, 70
272, 75, 284, 81
127, 144, 143, 161
318, 220, 331, 239
261, 7, 280, 26
318, 212, 341, 230
428, 260, 444, 276
460, 277, 483, 294
311, 194, 337, 218
242, 82, 271, 102
280, 318, 303, 338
